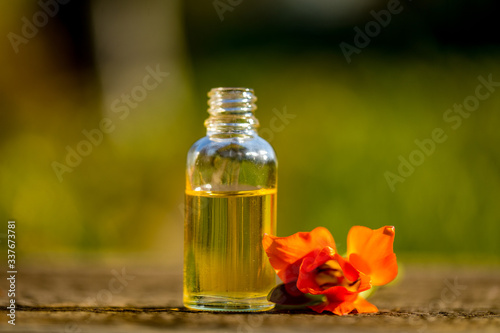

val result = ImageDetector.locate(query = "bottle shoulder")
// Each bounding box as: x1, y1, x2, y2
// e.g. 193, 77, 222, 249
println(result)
187, 136, 277, 165
186, 135, 277, 190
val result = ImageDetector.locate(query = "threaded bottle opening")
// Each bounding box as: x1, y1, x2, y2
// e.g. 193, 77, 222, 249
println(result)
205, 87, 259, 136
208, 87, 257, 115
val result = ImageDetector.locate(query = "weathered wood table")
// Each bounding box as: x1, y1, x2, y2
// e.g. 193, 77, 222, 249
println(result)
1, 262, 499, 332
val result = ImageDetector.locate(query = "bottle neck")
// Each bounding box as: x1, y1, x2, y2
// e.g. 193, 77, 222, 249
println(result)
205, 87, 259, 138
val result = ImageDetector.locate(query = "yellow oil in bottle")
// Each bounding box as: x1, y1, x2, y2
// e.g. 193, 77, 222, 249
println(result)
183, 188, 277, 311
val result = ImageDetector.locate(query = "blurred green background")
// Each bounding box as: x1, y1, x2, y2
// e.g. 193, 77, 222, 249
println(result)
1, 0, 499, 263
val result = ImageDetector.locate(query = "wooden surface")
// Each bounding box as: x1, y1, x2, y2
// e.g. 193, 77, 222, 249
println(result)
1, 263, 499, 332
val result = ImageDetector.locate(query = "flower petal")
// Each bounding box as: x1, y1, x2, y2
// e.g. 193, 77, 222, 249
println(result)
335, 254, 372, 293
333, 254, 359, 283
309, 294, 378, 315
296, 247, 336, 294
263, 227, 336, 283
347, 226, 398, 286
353, 296, 378, 314
308, 299, 356, 315
308, 289, 358, 315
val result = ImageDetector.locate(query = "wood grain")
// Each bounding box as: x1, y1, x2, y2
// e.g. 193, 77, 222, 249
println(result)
1, 263, 499, 332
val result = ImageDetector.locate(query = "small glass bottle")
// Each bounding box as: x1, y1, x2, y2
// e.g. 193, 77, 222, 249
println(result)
184, 87, 277, 311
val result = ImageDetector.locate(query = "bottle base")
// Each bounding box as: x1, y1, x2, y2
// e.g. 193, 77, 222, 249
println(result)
184, 295, 275, 312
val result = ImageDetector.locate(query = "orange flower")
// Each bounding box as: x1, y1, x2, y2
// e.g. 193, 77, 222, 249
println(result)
263, 226, 397, 315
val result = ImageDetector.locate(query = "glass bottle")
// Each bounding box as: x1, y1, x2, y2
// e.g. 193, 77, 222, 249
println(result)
184, 87, 277, 311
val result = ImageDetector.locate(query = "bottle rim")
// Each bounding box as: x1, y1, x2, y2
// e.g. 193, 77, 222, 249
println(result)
208, 87, 254, 95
